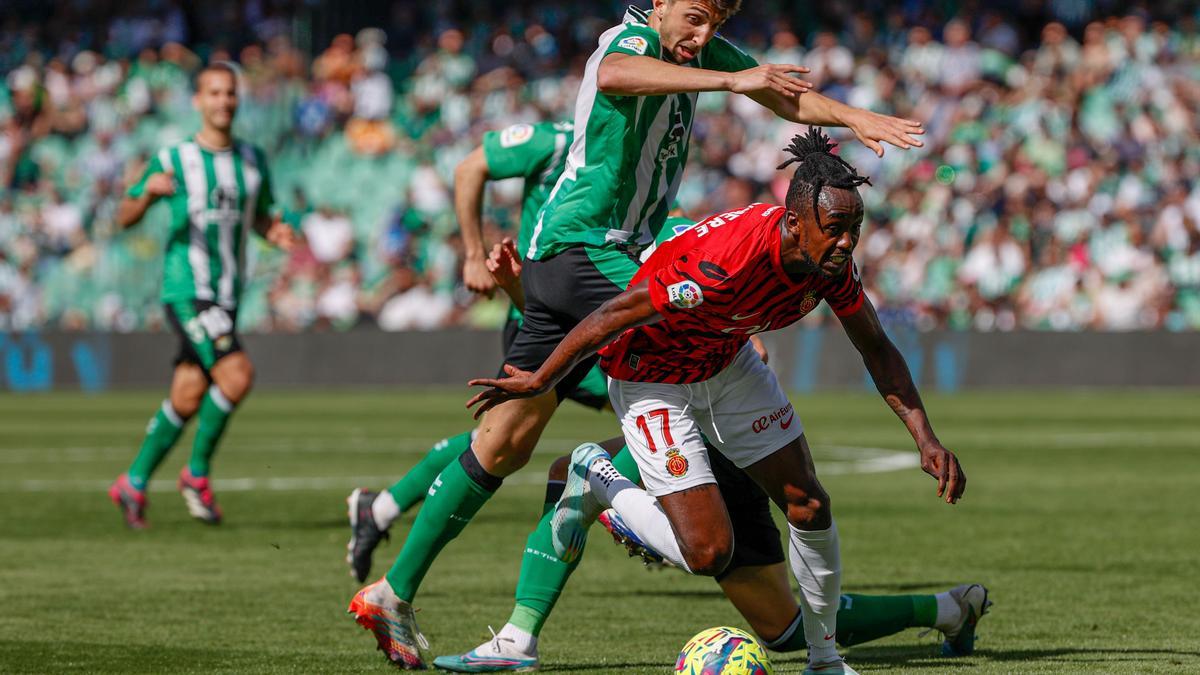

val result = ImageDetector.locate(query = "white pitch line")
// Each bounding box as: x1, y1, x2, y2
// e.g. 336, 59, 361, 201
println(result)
0, 446, 918, 492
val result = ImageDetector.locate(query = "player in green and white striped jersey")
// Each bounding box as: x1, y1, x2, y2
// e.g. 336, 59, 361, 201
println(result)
108, 63, 296, 529
348, 3, 926, 667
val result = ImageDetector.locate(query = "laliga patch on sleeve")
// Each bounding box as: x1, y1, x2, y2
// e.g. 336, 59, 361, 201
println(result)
617, 35, 649, 55
499, 124, 535, 147
666, 280, 704, 309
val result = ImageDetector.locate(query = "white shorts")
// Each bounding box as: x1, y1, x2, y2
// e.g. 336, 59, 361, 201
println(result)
608, 343, 803, 497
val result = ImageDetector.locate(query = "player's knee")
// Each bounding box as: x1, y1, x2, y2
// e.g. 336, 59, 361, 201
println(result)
683, 539, 733, 577
217, 360, 255, 403
171, 394, 202, 419
547, 455, 571, 482
784, 483, 831, 530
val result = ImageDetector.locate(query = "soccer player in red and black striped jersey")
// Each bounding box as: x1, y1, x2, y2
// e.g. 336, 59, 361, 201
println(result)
468, 128, 966, 675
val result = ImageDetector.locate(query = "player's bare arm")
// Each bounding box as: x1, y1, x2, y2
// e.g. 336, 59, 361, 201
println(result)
598, 53, 812, 98
838, 296, 966, 503
466, 279, 661, 417
116, 170, 175, 228
750, 88, 925, 157
454, 145, 497, 297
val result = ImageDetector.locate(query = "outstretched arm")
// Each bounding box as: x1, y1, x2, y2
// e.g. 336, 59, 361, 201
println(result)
837, 295, 966, 503
598, 53, 812, 97
748, 89, 925, 157
466, 278, 661, 417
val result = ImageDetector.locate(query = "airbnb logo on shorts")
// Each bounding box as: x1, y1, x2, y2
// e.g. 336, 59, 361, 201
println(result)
751, 404, 795, 434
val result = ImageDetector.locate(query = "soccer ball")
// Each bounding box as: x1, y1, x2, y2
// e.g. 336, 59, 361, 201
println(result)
675, 626, 774, 674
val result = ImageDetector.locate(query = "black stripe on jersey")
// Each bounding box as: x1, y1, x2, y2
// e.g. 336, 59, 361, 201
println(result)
698, 260, 731, 282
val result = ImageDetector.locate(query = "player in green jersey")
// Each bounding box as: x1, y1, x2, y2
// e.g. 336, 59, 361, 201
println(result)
348, 2, 925, 667
344, 120, 613, 582
108, 63, 295, 529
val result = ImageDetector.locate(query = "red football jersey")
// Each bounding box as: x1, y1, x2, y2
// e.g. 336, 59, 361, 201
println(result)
599, 202, 865, 384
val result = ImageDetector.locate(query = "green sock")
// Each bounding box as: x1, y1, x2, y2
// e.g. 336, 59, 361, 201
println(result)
609, 445, 641, 483
509, 509, 579, 636
127, 401, 187, 489
765, 594, 937, 651
387, 431, 471, 512
189, 386, 234, 477
386, 450, 499, 602
507, 446, 642, 637
836, 593, 935, 646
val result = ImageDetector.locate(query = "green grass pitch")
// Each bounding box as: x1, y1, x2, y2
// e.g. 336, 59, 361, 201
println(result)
1, 388, 1198, 673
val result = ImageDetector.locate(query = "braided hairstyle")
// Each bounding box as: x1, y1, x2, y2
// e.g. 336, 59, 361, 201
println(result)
776, 127, 871, 227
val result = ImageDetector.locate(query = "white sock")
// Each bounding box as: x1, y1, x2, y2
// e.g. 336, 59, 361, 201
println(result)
587, 459, 692, 572
371, 490, 400, 531
933, 592, 961, 632
788, 522, 842, 663
496, 623, 537, 656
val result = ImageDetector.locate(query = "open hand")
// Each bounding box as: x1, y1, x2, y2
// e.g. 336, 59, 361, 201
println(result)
466, 364, 549, 419
919, 441, 966, 504
842, 108, 925, 157
729, 63, 813, 98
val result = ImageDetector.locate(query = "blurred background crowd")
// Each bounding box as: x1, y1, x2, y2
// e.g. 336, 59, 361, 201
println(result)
2, 0, 1198, 333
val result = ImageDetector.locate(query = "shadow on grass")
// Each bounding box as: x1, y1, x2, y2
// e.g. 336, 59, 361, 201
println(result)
0, 639, 369, 673
838, 644, 1200, 669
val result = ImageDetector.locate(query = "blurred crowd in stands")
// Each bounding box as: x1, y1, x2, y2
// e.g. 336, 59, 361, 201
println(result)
2, 1, 1198, 332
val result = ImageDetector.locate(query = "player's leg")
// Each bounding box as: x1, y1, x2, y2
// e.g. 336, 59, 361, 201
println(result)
110, 361, 206, 528
178, 301, 250, 525
433, 440, 634, 673
346, 430, 474, 582
698, 345, 846, 672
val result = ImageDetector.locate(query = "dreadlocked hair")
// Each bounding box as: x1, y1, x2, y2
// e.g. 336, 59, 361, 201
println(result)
777, 127, 871, 226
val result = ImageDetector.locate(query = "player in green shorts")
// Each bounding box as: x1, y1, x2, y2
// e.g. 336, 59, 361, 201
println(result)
344, 121, 615, 582
108, 62, 295, 528
348, 2, 925, 667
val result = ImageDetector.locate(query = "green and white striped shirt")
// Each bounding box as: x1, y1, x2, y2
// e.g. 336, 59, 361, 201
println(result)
526, 6, 756, 261
128, 137, 275, 308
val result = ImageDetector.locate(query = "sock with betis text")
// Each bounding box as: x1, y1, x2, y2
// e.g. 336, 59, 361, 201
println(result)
188, 386, 235, 477
387, 430, 473, 513
127, 400, 188, 489
385, 447, 501, 602
507, 447, 644, 639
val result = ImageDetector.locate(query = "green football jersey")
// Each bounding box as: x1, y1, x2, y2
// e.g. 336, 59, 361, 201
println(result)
481, 120, 573, 259
526, 5, 756, 262
128, 138, 275, 308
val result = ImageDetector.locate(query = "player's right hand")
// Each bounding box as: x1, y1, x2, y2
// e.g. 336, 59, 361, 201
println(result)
145, 171, 177, 198
466, 364, 550, 419
729, 63, 813, 98
463, 254, 497, 298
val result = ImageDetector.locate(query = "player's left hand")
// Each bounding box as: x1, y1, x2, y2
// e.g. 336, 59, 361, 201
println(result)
918, 441, 965, 504
466, 364, 550, 419
265, 220, 298, 251
842, 108, 925, 157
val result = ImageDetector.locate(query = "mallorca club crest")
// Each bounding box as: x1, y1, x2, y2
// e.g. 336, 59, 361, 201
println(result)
667, 280, 703, 309
665, 449, 689, 477
798, 291, 819, 315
